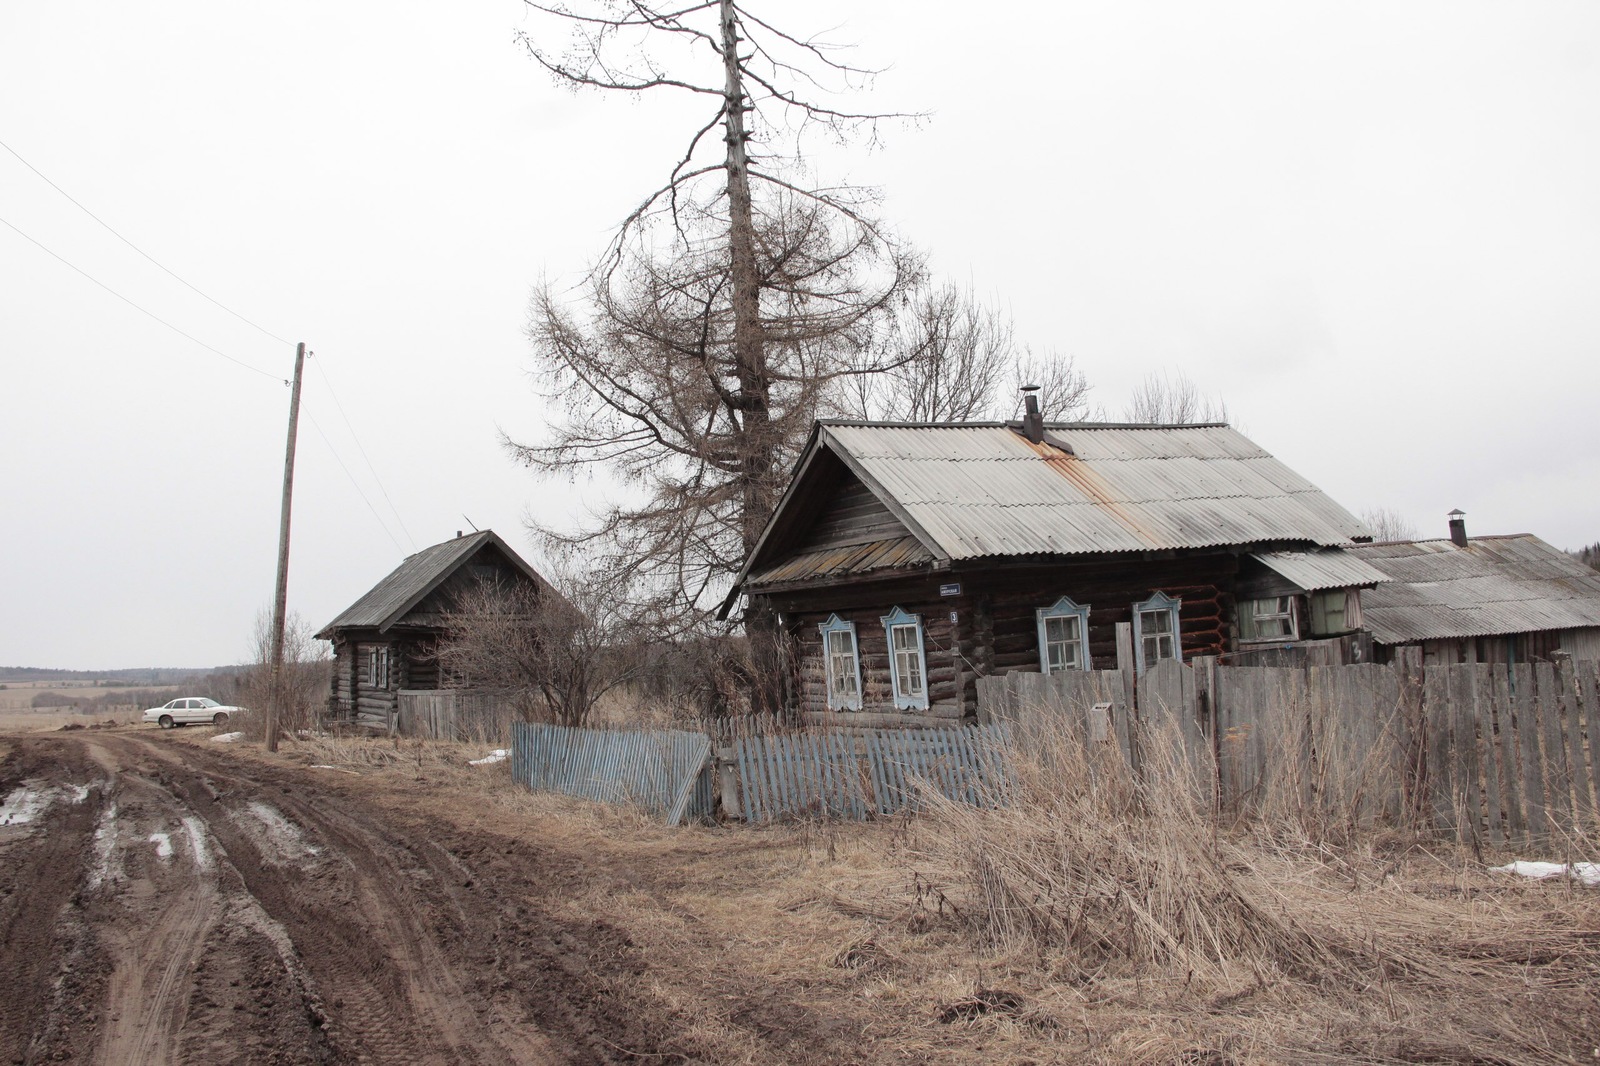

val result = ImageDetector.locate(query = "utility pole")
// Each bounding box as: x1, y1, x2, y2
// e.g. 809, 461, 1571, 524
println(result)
266, 342, 306, 753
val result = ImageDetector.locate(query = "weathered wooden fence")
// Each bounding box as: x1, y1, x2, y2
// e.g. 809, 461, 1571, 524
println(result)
396, 690, 513, 741
731, 724, 1014, 822
509, 721, 716, 825
977, 656, 1600, 843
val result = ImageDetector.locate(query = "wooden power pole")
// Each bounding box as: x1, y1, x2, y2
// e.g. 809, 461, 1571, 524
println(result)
266, 341, 306, 753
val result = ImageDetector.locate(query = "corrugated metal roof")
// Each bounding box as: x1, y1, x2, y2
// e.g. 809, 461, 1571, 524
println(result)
1251, 550, 1390, 591
821, 422, 1367, 559
1350, 535, 1600, 644
748, 535, 933, 587
318, 531, 522, 636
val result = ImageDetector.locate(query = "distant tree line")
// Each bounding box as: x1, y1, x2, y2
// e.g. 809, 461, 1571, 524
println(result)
1572, 543, 1600, 571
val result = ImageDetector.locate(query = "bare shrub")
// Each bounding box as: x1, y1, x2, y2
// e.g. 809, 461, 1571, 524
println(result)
436, 569, 644, 728
1124, 370, 1230, 424
235, 611, 331, 738
1359, 506, 1419, 542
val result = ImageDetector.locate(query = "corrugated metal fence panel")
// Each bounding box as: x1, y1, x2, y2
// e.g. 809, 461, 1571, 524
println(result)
733, 724, 1014, 822
510, 722, 713, 824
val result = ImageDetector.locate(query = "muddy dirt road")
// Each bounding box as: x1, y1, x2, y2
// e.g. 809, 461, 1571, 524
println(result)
0, 730, 723, 1066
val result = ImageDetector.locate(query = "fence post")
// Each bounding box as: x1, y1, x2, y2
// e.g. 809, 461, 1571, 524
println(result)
717, 746, 741, 820
1116, 622, 1138, 771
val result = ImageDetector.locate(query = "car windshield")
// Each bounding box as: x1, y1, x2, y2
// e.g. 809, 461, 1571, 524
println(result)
195, 698, 220, 708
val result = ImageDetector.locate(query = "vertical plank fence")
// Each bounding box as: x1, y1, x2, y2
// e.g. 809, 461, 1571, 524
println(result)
977, 656, 1600, 844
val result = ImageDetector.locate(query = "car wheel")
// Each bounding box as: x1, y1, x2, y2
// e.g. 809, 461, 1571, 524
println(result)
213, 712, 228, 727
159, 714, 175, 729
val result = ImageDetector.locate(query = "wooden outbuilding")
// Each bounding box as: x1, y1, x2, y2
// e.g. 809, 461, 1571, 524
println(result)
315, 530, 548, 730
1350, 517, 1600, 666
723, 409, 1386, 725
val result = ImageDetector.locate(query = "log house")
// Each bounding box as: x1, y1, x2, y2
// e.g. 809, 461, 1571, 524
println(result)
724, 409, 1388, 724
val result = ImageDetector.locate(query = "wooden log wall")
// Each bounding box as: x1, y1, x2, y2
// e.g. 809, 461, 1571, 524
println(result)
776, 554, 1237, 723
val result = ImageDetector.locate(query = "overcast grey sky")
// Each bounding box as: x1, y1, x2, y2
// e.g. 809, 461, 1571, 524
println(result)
3, 1, 1596, 669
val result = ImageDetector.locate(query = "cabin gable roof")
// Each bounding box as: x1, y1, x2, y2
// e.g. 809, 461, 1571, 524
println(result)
316, 530, 547, 639
729, 420, 1371, 606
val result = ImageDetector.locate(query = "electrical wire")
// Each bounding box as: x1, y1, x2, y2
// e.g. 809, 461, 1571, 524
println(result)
1, 147, 419, 554
0, 136, 294, 347
306, 413, 407, 554
311, 357, 419, 551
0, 213, 283, 381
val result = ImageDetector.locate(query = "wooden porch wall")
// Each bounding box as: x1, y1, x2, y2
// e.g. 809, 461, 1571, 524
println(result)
395, 689, 513, 742
977, 655, 1600, 844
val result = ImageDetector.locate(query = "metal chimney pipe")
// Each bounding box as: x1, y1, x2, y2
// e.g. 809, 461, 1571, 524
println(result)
1447, 509, 1467, 547
1021, 385, 1044, 444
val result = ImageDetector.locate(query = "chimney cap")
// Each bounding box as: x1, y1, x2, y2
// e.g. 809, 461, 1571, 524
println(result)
1020, 383, 1040, 393
1448, 508, 1465, 517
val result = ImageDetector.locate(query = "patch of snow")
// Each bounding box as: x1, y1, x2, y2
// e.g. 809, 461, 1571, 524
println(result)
87, 803, 122, 890
148, 832, 174, 860
232, 802, 319, 866
469, 749, 510, 766
1491, 861, 1600, 887
70, 784, 91, 804
1, 784, 56, 826
211, 731, 244, 743
182, 816, 213, 872
308, 764, 338, 770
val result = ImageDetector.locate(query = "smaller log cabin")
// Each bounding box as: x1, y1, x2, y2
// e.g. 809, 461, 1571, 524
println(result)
1350, 517, 1600, 666
724, 411, 1388, 726
315, 530, 548, 729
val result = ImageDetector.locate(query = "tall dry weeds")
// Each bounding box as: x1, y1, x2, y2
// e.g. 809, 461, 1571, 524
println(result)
895, 706, 1600, 1062
914, 714, 1355, 991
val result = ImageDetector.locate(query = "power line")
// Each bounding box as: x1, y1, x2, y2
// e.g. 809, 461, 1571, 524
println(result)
310, 357, 418, 551
0, 213, 282, 381
306, 413, 407, 554
0, 136, 294, 347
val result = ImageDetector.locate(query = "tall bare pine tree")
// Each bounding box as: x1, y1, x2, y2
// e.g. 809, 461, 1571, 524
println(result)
510, 1, 921, 709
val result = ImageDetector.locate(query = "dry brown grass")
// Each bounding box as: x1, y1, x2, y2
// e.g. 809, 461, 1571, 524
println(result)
193, 723, 1600, 1065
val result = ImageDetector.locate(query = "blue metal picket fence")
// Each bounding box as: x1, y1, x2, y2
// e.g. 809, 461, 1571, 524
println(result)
510, 721, 715, 825
732, 723, 1015, 823
510, 719, 1014, 825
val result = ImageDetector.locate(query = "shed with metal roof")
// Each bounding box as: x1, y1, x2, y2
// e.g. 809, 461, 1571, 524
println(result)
1349, 532, 1600, 665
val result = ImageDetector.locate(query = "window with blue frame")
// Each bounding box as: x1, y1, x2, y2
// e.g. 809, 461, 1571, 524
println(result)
819, 614, 862, 710
1133, 591, 1182, 672
1036, 596, 1091, 673
879, 606, 929, 710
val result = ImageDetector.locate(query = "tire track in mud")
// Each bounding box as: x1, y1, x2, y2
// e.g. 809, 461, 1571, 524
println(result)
0, 742, 108, 1065
5, 731, 775, 1065
102, 734, 556, 1066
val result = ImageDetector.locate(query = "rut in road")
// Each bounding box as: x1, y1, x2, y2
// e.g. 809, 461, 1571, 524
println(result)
0, 732, 700, 1065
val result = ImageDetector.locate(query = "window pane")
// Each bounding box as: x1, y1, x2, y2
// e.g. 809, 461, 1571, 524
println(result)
891, 623, 924, 697
1140, 608, 1176, 663
1044, 614, 1081, 671
826, 629, 858, 701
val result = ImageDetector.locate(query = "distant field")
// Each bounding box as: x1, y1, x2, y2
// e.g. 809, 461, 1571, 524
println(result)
0, 706, 144, 732
0, 681, 180, 714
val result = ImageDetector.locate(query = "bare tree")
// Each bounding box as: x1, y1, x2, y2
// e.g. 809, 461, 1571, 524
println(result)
1123, 371, 1230, 424
1358, 507, 1419, 543
238, 611, 329, 737
511, 1, 921, 707
834, 281, 1094, 423
436, 572, 642, 728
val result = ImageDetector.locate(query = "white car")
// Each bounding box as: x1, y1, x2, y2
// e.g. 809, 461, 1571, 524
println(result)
143, 697, 248, 729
